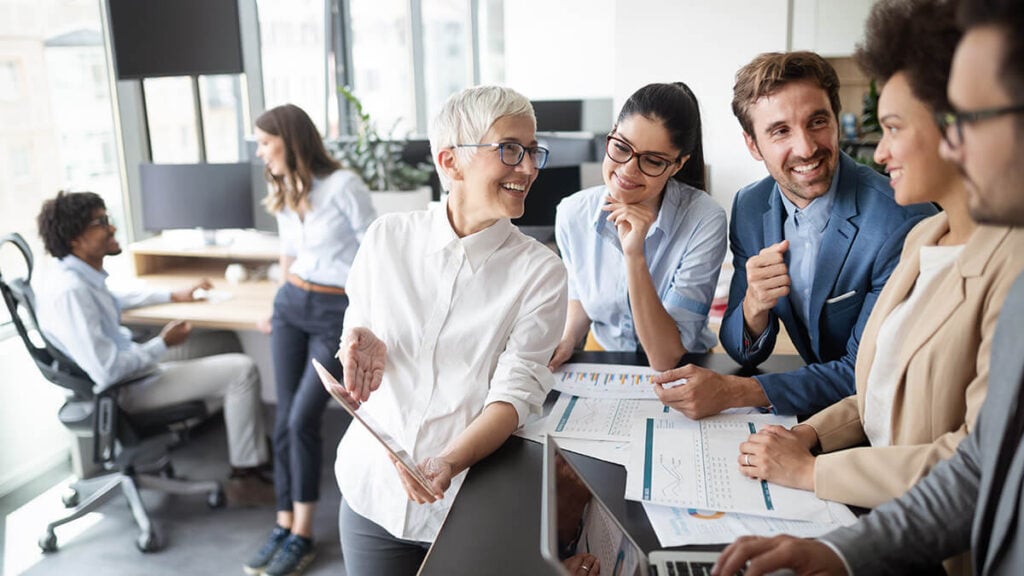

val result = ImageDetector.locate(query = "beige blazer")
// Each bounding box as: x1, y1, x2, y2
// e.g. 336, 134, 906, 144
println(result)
805, 214, 1024, 508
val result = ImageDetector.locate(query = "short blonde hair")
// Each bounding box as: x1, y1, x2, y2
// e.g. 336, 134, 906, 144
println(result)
429, 86, 535, 191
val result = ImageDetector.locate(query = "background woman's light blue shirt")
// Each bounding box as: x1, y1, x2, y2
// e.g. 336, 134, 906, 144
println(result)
275, 170, 376, 288
555, 179, 728, 353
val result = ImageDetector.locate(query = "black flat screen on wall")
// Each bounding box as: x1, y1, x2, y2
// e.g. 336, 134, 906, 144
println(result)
109, 0, 243, 79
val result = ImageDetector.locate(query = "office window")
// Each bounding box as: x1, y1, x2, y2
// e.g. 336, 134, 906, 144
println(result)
256, 0, 328, 134
0, 59, 23, 101
144, 77, 202, 163
348, 0, 417, 135
0, 0, 126, 282
199, 75, 244, 162
421, 0, 472, 122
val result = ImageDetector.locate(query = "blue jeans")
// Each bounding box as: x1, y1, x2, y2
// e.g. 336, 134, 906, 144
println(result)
339, 500, 431, 576
270, 282, 347, 510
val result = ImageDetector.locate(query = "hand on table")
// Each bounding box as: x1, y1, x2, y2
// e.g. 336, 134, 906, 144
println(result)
338, 327, 386, 402
711, 535, 846, 576
653, 364, 734, 420
548, 337, 577, 371
564, 552, 601, 575
738, 425, 816, 491
171, 278, 214, 302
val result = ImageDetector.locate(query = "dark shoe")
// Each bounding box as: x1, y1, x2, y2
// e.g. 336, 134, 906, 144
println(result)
226, 468, 275, 507
243, 525, 290, 575
264, 534, 316, 576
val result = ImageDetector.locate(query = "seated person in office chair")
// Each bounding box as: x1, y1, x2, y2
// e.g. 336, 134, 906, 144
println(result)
334, 85, 568, 576
35, 190, 274, 506
734, 3, 1024, 572
653, 51, 936, 419
548, 82, 727, 374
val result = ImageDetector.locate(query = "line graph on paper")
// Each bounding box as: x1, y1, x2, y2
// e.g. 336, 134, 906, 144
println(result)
547, 395, 674, 441
552, 363, 661, 399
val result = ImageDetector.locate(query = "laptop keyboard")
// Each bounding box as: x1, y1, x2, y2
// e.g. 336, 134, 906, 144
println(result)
666, 561, 716, 576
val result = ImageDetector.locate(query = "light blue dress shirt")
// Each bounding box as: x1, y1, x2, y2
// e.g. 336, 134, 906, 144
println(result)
37, 255, 170, 390
276, 170, 376, 288
555, 179, 728, 353
779, 174, 837, 329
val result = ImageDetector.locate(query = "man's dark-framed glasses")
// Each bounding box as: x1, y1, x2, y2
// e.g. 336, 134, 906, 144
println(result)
87, 215, 112, 228
935, 103, 1024, 149
453, 142, 550, 169
605, 134, 680, 177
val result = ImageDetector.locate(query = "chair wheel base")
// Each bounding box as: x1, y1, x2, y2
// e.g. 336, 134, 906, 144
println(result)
61, 488, 79, 508
39, 530, 57, 553
207, 486, 226, 508
137, 530, 161, 553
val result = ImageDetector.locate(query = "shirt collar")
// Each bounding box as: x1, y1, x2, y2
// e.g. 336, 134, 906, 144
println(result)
427, 199, 514, 273
59, 254, 108, 288
778, 163, 839, 233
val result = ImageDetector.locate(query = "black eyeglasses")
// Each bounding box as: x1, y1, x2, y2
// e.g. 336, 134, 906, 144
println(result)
934, 103, 1024, 149
87, 215, 112, 228
605, 134, 680, 177
452, 142, 550, 169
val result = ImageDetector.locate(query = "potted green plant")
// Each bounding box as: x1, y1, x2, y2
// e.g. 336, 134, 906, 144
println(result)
328, 86, 434, 194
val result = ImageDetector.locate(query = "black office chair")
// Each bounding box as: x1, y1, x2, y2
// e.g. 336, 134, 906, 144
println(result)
0, 232, 225, 553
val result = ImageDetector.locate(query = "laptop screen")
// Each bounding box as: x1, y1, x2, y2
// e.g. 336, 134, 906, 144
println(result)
541, 437, 646, 576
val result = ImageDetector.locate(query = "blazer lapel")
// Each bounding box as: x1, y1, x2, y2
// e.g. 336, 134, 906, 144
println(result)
764, 188, 796, 329
807, 167, 858, 346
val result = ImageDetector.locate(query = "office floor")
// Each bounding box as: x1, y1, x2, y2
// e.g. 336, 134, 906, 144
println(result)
1, 405, 351, 576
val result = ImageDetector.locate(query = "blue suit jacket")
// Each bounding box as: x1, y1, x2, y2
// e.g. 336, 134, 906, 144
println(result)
720, 153, 936, 415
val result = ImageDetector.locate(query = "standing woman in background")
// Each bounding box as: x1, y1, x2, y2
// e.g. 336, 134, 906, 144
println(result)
549, 82, 727, 372
244, 104, 377, 576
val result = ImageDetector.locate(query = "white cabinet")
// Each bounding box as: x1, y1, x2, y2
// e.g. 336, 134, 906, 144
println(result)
791, 0, 874, 56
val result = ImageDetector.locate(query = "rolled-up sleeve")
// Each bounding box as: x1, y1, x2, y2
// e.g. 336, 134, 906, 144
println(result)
486, 256, 568, 425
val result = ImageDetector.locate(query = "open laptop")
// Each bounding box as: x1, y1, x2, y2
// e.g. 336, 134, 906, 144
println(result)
541, 436, 721, 576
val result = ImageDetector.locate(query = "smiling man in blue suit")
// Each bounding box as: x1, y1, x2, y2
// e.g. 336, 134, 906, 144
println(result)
654, 51, 935, 419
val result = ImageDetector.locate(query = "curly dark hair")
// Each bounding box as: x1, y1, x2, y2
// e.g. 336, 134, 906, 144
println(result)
855, 0, 961, 113
959, 0, 1024, 100
37, 191, 106, 259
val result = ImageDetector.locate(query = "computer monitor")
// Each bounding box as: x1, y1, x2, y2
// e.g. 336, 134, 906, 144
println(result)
139, 163, 255, 235
108, 0, 244, 80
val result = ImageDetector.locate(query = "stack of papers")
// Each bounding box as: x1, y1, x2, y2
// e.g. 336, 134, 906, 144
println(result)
516, 362, 857, 545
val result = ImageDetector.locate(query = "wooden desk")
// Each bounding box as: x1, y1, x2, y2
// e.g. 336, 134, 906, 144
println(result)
122, 234, 280, 331
418, 351, 806, 576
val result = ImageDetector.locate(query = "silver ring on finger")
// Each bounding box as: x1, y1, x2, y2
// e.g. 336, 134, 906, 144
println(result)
744, 454, 751, 466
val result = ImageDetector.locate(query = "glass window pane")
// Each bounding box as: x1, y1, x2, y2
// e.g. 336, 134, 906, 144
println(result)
199, 75, 243, 163
143, 77, 201, 163
477, 0, 505, 86
421, 0, 472, 122
0, 0, 126, 280
256, 0, 327, 134
349, 0, 416, 135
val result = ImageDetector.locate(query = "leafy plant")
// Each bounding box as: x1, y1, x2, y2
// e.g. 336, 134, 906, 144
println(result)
327, 86, 434, 191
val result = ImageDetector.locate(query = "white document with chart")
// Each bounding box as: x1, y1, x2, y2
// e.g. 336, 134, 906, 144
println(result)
545, 395, 677, 441
552, 363, 662, 399
624, 414, 835, 523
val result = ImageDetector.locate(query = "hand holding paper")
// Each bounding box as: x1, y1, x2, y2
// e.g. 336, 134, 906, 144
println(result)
339, 326, 386, 402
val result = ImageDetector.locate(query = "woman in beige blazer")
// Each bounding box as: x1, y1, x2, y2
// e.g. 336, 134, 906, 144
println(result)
736, 0, 1024, 511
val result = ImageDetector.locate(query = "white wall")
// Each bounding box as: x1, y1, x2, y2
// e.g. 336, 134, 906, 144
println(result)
503, 0, 616, 101
0, 336, 70, 497
612, 0, 788, 210
503, 0, 874, 212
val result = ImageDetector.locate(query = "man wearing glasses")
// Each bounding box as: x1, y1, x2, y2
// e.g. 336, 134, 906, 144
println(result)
712, 0, 1024, 572
35, 191, 274, 506
655, 52, 935, 419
